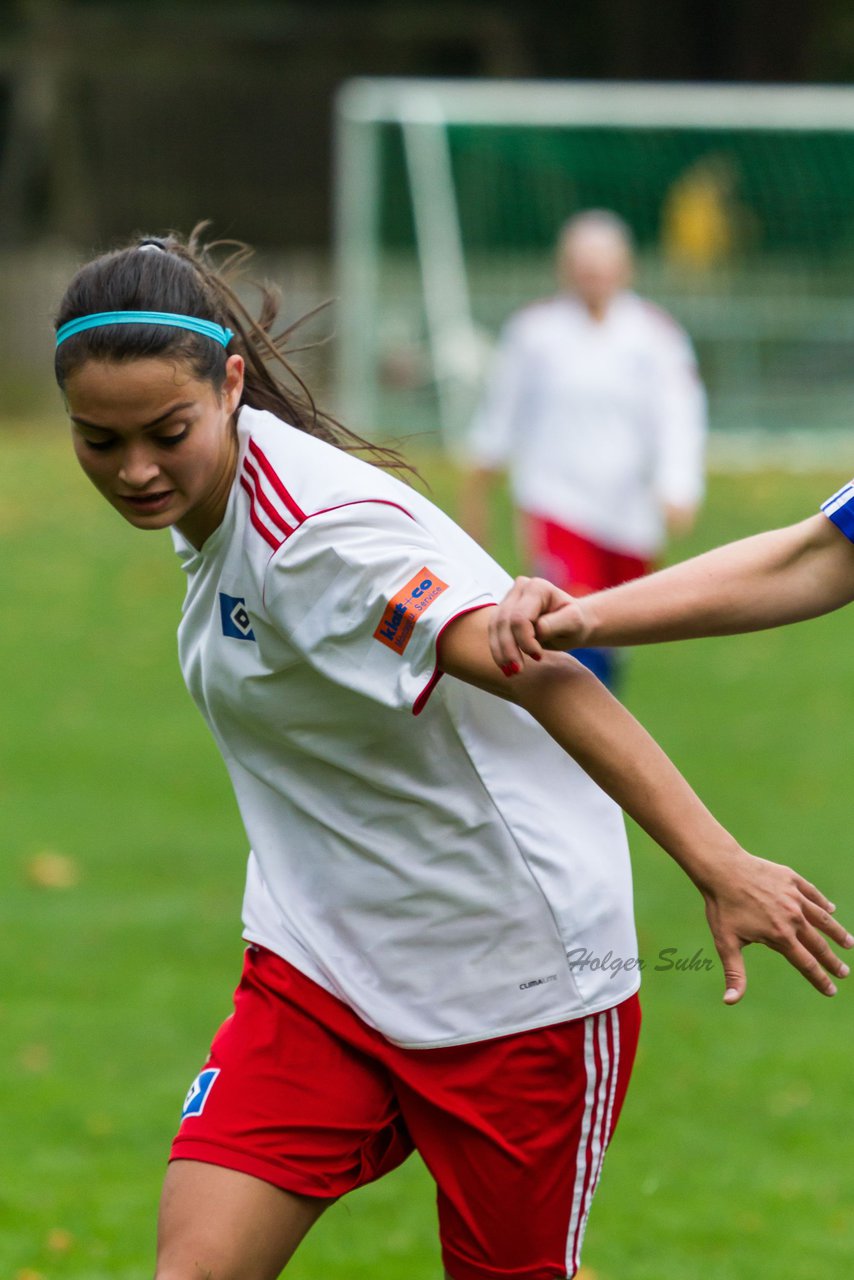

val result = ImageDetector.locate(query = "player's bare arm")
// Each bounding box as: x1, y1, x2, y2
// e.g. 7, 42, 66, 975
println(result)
490, 512, 854, 670
440, 607, 853, 1004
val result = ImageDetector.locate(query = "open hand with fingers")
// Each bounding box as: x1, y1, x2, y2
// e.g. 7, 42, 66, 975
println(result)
489, 575, 590, 673
483, 577, 854, 1004
697, 849, 853, 1003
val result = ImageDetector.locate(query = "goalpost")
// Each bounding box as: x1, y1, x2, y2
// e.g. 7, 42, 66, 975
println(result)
333, 78, 854, 457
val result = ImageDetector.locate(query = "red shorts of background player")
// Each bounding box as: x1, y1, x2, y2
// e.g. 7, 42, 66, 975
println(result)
171, 945, 641, 1280
524, 513, 652, 597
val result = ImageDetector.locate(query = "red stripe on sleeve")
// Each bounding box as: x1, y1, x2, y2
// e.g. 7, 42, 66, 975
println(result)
240, 475, 284, 551
248, 440, 307, 525
243, 459, 295, 537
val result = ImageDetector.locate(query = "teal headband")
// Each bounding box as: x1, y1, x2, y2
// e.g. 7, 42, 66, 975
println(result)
55, 311, 234, 349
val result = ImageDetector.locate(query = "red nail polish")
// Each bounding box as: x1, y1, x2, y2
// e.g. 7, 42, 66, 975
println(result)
502, 661, 520, 677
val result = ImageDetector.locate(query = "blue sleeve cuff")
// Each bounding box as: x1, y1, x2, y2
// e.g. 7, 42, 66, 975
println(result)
821, 482, 854, 543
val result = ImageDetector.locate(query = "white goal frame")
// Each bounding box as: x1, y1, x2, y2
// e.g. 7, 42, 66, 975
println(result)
333, 77, 854, 446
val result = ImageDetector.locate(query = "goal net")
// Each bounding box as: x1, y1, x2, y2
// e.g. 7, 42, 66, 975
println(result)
333, 78, 854, 457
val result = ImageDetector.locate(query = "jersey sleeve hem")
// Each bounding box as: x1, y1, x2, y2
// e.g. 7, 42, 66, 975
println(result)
411, 601, 496, 717
821, 483, 854, 543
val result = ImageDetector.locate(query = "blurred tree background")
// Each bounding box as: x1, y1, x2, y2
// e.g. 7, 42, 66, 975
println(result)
3, 0, 854, 252
3, 0, 854, 407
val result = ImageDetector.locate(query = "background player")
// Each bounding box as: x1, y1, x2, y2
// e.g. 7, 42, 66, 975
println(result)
54, 230, 849, 1280
462, 209, 707, 688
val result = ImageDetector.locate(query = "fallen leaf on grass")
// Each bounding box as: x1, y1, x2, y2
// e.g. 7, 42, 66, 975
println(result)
19, 1043, 50, 1073
46, 1229, 74, 1253
25, 851, 81, 890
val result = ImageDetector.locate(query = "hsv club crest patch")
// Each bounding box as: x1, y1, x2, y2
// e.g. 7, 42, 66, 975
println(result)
219, 592, 256, 641
374, 568, 448, 654
181, 1067, 220, 1119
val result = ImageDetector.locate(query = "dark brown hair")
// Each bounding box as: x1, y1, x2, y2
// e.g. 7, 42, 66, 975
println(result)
54, 224, 412, 475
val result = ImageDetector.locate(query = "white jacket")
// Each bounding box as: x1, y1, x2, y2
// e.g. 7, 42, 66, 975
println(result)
466, 292, 707, 556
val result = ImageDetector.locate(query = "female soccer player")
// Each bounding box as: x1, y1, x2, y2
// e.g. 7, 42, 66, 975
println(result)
54, 230, 851, 1280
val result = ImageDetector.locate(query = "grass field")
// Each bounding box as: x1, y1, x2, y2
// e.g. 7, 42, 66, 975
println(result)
1, 420, 853, 1279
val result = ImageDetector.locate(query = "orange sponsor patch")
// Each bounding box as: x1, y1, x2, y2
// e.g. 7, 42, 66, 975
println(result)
373, 567, 449, 654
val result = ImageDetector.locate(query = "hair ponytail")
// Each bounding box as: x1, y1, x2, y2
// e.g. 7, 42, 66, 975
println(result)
54, 223, 414, 477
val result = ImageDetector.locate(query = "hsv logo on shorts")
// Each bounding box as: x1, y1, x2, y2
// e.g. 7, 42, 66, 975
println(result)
219, 593, 256, 641
374, 567, 448, 654
181, 1067, 220, 1119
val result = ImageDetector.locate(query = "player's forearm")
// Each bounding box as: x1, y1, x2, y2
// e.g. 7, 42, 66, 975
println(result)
441, 607, 852, 1000
441, 613, 742, 889
512, 653, 852, 1003
512, 656, 742, 889
585, 516, 854, 646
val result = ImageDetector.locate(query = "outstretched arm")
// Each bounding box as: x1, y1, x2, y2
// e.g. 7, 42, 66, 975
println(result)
439, 608, 852, 1003
489, 513, 854, 668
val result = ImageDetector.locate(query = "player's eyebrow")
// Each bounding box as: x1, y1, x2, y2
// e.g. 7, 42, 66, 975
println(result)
70, 400, 197, 432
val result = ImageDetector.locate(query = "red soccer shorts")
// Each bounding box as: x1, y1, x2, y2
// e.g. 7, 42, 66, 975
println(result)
524, 513, 652, 597
171, 945, 641, 1280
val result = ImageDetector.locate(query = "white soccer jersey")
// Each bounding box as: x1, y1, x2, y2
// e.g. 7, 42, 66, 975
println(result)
466, 291, 707, 557
172, 406, 639, 1049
